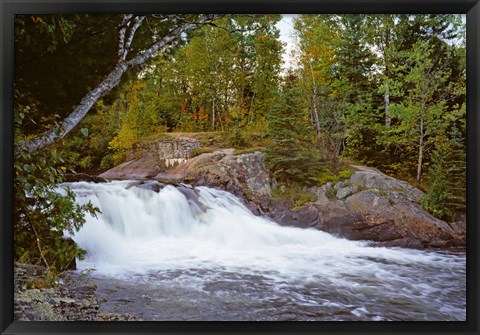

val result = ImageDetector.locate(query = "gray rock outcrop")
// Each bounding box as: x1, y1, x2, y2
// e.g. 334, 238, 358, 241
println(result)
270, 167, 465, 249
99, 137, 201, 179
97, 136, 465, 250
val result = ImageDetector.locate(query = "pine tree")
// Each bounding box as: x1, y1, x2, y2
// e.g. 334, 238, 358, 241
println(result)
422, 125, 466, 220
265, 73, 323, 186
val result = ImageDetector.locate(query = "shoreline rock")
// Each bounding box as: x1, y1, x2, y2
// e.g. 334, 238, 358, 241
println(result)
14, 263, 140, 321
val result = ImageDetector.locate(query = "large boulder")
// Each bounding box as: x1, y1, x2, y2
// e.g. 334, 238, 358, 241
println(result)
156, 149, 271, 202
269, 169, 465, 249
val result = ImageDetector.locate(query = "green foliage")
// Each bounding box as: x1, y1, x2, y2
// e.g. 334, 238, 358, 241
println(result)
265, 73, 325, 187
14, 102, 100, 274
190, 147, 215, 157
325, 187, 337, 201
228, 127, 249, 148
317, 166, 355, 185
57, 99, 120, 173
422, 125, 466, 221
271, 183, 318, 211
421, 146, 455, 221
26, 268, 61, 289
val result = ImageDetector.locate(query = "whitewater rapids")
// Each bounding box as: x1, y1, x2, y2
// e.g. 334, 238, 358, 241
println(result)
60, 180, 466, 321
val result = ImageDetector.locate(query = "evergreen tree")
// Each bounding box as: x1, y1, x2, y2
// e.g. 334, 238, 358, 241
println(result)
422, 124, 466, 220
265, 73, 323, 186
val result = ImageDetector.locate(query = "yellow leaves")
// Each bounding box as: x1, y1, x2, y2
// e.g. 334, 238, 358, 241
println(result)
109, 126, 137, 151
31, 16, 45, 24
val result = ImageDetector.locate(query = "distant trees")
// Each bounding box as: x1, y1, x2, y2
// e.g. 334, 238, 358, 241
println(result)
293, 14, 465, 218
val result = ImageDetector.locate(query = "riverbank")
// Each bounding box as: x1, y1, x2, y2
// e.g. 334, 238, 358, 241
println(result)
14, 262, 140, 321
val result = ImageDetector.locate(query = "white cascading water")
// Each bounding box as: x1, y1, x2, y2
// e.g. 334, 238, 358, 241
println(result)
60, 180, 466, 321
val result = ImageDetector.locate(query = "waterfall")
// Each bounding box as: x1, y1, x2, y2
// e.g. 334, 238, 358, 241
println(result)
60, 180, 466, 321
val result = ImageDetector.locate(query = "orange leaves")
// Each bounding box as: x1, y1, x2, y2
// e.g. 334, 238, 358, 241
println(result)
198, 107, 208, 122
189, 107, 208, 122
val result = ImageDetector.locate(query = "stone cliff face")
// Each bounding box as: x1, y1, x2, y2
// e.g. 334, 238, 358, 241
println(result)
99, 137, 200, 179
97, 136, 465, 250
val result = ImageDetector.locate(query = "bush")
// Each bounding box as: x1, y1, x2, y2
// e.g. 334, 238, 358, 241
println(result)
325, 187, 337, 200
14, 105, 99, 276
271, 183, 318, 210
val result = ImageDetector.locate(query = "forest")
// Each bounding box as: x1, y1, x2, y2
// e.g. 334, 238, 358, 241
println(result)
14, 14, 466, 275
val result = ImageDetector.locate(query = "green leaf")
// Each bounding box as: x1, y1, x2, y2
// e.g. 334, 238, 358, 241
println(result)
80, 128, 89, 137
24, 183, 33, 192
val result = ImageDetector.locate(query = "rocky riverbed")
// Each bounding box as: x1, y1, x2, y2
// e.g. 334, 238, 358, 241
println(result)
14, 262, 140, 321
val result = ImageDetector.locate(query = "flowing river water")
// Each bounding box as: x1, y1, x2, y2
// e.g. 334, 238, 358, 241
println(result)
62, 180, 466, 321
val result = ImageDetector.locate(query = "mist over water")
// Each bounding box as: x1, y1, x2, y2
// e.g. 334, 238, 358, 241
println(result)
63, 180, 466, 321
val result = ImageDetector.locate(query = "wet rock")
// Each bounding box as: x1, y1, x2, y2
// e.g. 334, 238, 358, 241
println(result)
99, 155, 161, 179
336, 185, 358, 199
349, 165, 424, 203
134, 180, 165, 192
156, 149, 271, 203
63, 173, 107, 183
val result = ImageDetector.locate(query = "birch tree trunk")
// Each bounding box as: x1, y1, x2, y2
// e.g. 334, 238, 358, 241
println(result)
416, 100, 425, 185
16, 14, 218, 157
308, 59, 321, 134
384, 79, 391, 128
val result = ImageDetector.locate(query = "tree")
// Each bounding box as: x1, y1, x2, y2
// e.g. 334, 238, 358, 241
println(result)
422, 122, 466, 220
265, 73, 323, 186
15, 14, 221, 156
389, 40, 453, 185
180, 22, 239, 131
14, 100, 99, 272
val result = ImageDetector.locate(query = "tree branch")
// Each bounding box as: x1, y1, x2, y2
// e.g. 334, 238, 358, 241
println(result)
21, 203, 50, 271
121, 16, 145, 61
16, 14, 221, 157
118, 14, 133, 61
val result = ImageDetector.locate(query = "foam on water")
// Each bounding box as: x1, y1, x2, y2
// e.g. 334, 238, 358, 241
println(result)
61, 180, 466, 320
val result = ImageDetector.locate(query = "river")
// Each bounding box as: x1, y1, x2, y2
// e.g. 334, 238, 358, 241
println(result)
62, 180, 466, 321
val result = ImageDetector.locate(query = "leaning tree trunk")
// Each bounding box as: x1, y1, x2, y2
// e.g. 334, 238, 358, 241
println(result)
16, 14, 218, 157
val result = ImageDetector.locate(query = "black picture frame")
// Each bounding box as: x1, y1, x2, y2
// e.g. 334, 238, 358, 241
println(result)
1, 1, 478, 334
